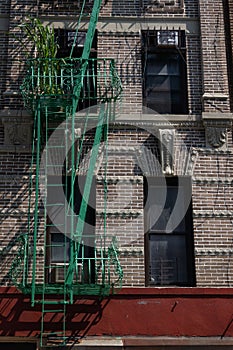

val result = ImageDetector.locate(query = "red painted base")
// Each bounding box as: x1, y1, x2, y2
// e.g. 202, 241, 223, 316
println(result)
0, 287, 233, 338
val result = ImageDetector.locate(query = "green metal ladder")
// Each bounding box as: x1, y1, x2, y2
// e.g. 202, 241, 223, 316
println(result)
9, 0, 123, 346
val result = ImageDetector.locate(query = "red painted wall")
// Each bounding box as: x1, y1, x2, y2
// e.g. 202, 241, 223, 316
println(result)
0, 287, 233, 338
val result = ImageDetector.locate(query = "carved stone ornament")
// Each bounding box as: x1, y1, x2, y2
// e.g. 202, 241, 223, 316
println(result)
202, 112, 232, 150
205, 126, 226, 149
2, 117, 33, 150
158, 129, 175, 175
148, 0, 175, 6
143, 0, 184, 12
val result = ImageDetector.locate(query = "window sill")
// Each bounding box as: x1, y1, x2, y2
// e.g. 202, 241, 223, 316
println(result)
115, 113, 201, 123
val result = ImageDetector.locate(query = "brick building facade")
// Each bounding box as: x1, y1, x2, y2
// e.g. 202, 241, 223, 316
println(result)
1, 0, 233, 349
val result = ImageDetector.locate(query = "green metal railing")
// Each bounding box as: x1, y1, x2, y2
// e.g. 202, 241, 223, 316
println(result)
9, 234, 123, 295
9, 234, 28, 290
21, 58, 122, 112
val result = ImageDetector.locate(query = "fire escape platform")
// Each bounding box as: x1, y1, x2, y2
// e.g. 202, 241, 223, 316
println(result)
21, 57, 122, 113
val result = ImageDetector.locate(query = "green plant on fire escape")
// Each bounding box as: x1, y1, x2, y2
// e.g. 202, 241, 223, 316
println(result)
16, 17, 63, 95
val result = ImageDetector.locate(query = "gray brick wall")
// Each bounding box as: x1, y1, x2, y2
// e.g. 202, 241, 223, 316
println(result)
0, 0, 233, 288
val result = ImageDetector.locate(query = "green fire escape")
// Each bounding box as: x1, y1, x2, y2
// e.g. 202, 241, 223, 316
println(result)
9, 0, 123, 345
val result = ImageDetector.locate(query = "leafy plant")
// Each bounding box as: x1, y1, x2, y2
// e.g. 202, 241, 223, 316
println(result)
16, 16, 64, 97
17, 16, 58, 58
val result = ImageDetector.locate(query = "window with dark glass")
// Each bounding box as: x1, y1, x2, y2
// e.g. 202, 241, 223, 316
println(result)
46, 175, 96, 284
142, 30, 188, 114
55, 29, 97, 110
55, 29, 97, 58
144, 176, 195, 286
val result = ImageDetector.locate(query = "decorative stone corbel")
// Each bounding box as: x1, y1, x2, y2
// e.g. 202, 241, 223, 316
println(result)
158, 128, 175, 175
202, 113, 233, 150
205, 126, 226, 149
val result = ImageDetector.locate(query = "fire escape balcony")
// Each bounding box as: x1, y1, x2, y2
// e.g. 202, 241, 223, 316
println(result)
20, 57, 122, 114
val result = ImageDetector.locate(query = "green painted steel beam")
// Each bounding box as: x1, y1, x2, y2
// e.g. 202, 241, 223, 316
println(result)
72, 0, 103, 108
65, 104, 107, 286
31, 102, 41, 307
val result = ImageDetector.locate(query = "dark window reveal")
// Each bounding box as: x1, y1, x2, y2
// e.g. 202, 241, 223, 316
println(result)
142, 30, 188, 114
55, 29, 97, 58
144, 176, 195, 286
46, 175, 96, 284
55, 29, 97, 110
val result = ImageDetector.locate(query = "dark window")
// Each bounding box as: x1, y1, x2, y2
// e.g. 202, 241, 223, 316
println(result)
142, 30, 188, 114
55, 29, 97, 110
56, 29, 97, 58
144, 176, 195, 286
46, 175, 96, 283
